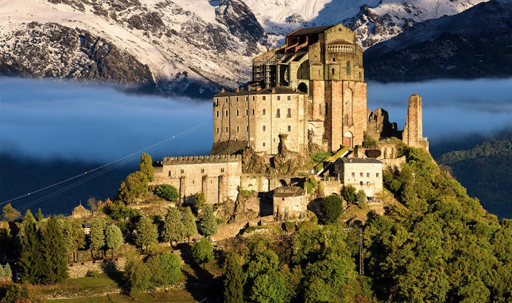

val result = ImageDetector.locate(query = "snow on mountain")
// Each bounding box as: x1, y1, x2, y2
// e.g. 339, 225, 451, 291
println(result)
0, 0, 489, 97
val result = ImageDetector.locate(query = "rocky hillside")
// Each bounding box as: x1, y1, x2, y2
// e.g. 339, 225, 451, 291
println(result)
364, 0, 512, 82
0, 0, 487, 97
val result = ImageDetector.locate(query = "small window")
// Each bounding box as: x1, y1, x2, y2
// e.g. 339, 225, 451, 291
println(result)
225, 110, 228, 117
221, 168, 225, 173
263, 109, 266, 115
332, 68, 335, 75
263, 96, 266, 101
277, 96, 281, 101
181, 169, 185, 174
276, 108, 281, 118
367, 172, 370, 178
168, 171, 171, 177
236, 110, 239, 116
332, 57, 336, 62
287, 108, 291, 118
287, 96, 291, 101
376, 173, 380, 177
367, 181, 370, 186
252, 96, 255, 101
201, 169, 205, 173
246, 96, 248, 101
360, 172, 363, 177
216, 127, 219, 133
236, 126, 240, 132
288, 125, 291, 132
216, 111, 219, 117
263, 142, 266, 147
252, 109, 255, 115
246, 126, 249, 131
245, 109, 248, 115
216, 98, 219, 103
225, 127, 228, 133
225, 98, 228, 102
360, 181, 363, 186
352, 172, 355, 178
263, 125, 266, 131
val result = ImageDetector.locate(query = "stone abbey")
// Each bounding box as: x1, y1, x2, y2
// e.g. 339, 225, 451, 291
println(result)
152, 24, 428, 222
212, 23, 428, 155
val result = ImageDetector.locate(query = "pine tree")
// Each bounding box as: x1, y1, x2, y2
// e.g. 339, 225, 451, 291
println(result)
162, 208, 185, 246
3, 263, 12, 278
201, 205, 218, 238
135, 216, 158, 252
139, 152, 154, 182
224, 253, 245, 303
105, 224, 123, 258
37, 208, 43, 221
183, 207, 198, 242
39, 216, 68, 284
90, 218, 106, 258
18, 210, 41, 283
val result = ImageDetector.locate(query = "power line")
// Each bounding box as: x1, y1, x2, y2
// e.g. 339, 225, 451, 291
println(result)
2, 119, 211, 209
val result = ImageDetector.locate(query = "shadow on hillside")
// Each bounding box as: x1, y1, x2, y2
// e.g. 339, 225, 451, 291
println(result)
179, 243, 223, 302
101, 259, 129, 293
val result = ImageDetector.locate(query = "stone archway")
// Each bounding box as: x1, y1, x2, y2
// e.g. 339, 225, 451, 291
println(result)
343, 131, 353, 147
298, 82, 308, 94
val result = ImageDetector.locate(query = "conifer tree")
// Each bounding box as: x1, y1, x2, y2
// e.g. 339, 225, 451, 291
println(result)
162, 208, 185, 246
2, 203, 21, 222
139, 152, 154, 182
201, 205, 217, 238
39, 216, 68, 284
90, 218, 106, 258
135, 216, 158, 252
160, 252, 181, 291
224, 253, 245, 303
183, 206, 197, 242
37, 208, 43, 221
18, 210, 41, 283
105, 224, 123, 258
118, 171, 149, 203
3, 263, 12, 278
0, 264, 4, 277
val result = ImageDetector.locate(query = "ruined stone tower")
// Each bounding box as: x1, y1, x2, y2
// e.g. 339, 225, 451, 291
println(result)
403, 94, 429, 150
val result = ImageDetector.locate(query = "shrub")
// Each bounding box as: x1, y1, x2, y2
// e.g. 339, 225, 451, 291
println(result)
342, 185, 357, 203
322, 195, 343, 224
155, 184, 179, 202
86, 269, 100, 278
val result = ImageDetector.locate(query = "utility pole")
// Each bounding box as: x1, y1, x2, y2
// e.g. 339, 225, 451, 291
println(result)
359, 228, 364, 276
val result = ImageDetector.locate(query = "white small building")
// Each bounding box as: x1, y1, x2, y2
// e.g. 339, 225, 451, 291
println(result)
334, 158, 383, 198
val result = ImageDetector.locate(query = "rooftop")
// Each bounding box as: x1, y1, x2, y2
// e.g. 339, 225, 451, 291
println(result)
214, 86, 305, 97
287, 25, 334, 37
337, 157, 382, 164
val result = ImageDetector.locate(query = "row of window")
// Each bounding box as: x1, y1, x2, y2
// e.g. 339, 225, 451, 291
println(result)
217, 95, 293, 103
216, 108, 293, 118
216, 125, 293, 133
168, 168, 225, 177
351, 172, 380, 178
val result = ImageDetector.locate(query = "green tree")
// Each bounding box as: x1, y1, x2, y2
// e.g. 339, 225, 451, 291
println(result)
0, 264, 4, 277
155, 184, 178, 202
251, 271, 287, 303
124, 252, 151, 299
183, 207, 197, 242
87, 197, 98, 217
201, 205, 217, 238
2, 203, 21, 222
139, 152, 154, 182
342, 185, 357, 203
356, 190, 367, 205
146, 255, 163, 291
192, 238, 213, 269
162, 208, 185, 246
19, 210, 41, 283
194, 192, 206, 210
118, 171, 149, 203
224, 253, 245, 303
322, 195, 343, 224
3, 263, 12, 278
37, 208, 43, 221
160, 252, 181, 291
105, 224, 124, 258
63, 220, 86, 262
39, 216, 68, 284
135, 216, 158, 252
90, 218, 106, 258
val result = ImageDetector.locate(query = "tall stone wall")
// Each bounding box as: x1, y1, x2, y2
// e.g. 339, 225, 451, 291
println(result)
152, 155, 242, 204
403, 94, 429, 151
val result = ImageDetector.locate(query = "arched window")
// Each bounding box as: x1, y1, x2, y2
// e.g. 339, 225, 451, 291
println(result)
344, 114, 349, 125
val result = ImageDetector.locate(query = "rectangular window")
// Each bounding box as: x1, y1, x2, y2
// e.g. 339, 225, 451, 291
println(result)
263, 142, 266, 147
252, 109, 255, 115
221, 168, 225, 173
263, 125, 266, 131
216, 128, 219, 133
236, 110, 239, 116
247, 126, 249, 131
181, 169, 185, 174
236, 97, 239, 102
287, 96, 291, 101
287, 108, 291, 118
225, 98, 228, 102
263, 109, 266, 115
236, 126, 240, 132
360, 172, 363, 177
246, 96, 248, 101
263, 96, 266, 101
288, 125, 291, 132
367, 172, 370, 178
245, 109, 248, 116
201, 169, 205, 173
376, 173, 380, 177
225, 127, 229, 133
216, 111, 219, 117
252, 96, 255, 101
360, 181, 363, 185
168, 171, 171, 177
225, 110, 228, 117
276, 108, 280, 118
352, 172, 355, 178
277, 96, 281, 101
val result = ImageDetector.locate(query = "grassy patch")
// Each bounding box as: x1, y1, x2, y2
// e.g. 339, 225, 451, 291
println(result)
48, 291, 198, 303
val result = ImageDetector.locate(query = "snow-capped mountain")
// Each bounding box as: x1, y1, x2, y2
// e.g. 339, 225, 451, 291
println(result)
364, 0, 512, 82
0, 0, 488, 97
